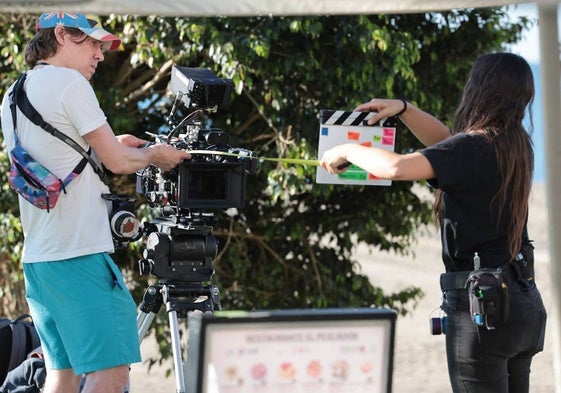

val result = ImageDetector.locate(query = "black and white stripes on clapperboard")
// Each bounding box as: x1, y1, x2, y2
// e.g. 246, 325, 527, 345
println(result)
316, 110, 398, 186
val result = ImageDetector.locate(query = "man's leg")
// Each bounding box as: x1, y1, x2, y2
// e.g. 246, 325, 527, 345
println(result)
42, 368, 82, 393
81, 365, 130, 393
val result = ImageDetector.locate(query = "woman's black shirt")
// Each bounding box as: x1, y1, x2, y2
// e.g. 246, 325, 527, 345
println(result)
419, 133, 513, 272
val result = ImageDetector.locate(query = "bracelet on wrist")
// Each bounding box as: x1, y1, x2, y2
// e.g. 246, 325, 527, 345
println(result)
396, 99, 408, 116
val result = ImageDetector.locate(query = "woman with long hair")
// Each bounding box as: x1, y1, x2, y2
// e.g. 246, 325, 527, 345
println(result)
320, 52, 546, 392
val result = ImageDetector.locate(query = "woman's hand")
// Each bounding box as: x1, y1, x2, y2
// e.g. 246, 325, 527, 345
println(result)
320, 144, 352, 174
354, 98, 407, 125
355, 98, 450, 146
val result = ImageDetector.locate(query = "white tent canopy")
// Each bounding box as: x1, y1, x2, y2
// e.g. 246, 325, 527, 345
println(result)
2, 0, 561, 391
0, 0, 543, 16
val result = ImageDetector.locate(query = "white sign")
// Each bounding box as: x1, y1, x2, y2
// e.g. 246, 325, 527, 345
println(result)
203, 320, 392, 393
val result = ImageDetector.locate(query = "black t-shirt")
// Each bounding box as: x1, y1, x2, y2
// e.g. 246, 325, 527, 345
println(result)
419, 133, 513, 272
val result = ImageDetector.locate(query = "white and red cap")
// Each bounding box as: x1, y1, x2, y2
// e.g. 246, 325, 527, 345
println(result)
36, 12, 121, 51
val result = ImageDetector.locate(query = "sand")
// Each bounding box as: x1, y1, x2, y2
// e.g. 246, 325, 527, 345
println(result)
129, 182, 555, 392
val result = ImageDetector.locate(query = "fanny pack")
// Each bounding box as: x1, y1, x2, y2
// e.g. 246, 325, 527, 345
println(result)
7, 72, 109, 212
8, 135, 87, 212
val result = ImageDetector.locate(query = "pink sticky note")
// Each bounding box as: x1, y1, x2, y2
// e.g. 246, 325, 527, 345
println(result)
382, 136, 394, 145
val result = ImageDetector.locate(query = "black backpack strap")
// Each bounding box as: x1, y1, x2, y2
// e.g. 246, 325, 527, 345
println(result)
8, 318, 28, 372
12, 73, 110, 186
17, 315, 41, 356
0, 319, 12, 384
0, 314, 40, 378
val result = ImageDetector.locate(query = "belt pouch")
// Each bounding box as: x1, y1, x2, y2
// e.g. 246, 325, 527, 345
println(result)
466, 268, 510, 330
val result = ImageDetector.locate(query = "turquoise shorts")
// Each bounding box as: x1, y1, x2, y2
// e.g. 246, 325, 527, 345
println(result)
23, 253, 141, 374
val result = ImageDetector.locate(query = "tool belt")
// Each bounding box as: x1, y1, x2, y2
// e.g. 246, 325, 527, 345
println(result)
440, 243, 535, 291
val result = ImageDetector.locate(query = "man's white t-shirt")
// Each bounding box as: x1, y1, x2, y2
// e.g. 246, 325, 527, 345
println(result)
1, 65, 115, 262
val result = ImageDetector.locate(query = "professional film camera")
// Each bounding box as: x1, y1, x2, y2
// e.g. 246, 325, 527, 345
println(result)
135, 67, 258, 392
136, 66, 258, 285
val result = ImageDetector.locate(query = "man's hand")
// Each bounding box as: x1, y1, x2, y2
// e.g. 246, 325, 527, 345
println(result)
146, 144, 191, 172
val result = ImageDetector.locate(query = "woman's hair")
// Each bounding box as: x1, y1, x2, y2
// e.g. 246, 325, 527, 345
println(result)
25, 27, 87, 67
435, 52, 535, 260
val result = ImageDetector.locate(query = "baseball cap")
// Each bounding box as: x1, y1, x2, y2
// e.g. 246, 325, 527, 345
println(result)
36, 12, 121, 51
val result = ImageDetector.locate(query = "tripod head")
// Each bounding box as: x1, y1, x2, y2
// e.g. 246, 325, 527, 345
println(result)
138, 215, 217, 283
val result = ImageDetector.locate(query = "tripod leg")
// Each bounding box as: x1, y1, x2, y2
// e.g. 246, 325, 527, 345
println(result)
137, 311, 157, 343
211, 285, 222, 311
159, 285, 188, 393
168, 308, 186, 393
137, 285, 164, 343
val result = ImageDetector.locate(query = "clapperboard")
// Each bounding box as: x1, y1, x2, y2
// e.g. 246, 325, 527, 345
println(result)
316, 110, 398, 186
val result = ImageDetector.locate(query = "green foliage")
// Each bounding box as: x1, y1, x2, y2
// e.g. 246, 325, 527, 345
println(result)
0, 9, 528, 344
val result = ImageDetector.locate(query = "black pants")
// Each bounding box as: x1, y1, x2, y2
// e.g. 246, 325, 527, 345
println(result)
442, 281, 546, 393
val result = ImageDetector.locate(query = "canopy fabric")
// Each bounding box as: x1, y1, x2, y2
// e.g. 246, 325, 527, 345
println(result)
0, 0, 537, 16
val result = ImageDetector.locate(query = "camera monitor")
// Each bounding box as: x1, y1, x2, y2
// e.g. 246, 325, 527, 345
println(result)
170, 66, 233, 111
185, 308, 396, 393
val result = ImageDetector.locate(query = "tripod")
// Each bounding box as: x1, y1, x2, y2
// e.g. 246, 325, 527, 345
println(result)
136, 282, 221, 393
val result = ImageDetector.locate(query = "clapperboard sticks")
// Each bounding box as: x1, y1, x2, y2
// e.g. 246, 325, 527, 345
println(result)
321, 110, 375, 126
320, 110, 398, 128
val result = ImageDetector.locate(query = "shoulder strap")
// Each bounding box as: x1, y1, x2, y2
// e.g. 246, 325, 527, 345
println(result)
8, 75, 24, 145
12, 73, 110, 186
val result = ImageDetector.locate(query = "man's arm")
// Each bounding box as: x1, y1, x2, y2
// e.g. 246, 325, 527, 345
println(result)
84, 123, 191, 174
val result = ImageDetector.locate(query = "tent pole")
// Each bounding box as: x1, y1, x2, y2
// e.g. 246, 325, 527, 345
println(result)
538, 3, 561, 392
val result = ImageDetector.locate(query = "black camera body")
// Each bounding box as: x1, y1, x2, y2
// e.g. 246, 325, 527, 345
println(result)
137, 148, 254, 212
136, 66, 257, 284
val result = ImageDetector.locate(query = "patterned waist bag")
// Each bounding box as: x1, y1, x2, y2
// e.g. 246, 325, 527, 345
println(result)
8, 134, 86, 212
7, 72, 109, 212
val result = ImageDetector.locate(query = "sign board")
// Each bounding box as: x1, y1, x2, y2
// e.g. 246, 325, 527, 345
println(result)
185, 308, 396, 393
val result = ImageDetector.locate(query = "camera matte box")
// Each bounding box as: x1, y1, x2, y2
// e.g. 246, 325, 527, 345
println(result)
185, 308, 396, 393
177, 161, 245, 209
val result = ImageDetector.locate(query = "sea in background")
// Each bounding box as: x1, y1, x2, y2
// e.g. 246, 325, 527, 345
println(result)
529, 63, 545, 184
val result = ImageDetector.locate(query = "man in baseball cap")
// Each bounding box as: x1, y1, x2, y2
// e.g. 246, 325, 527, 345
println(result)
36, 12, 121, 51
0, 10, 190, 393
24, 12, 122, 80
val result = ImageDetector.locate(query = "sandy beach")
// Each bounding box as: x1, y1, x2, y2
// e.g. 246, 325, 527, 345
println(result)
129, 182, 555, 392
